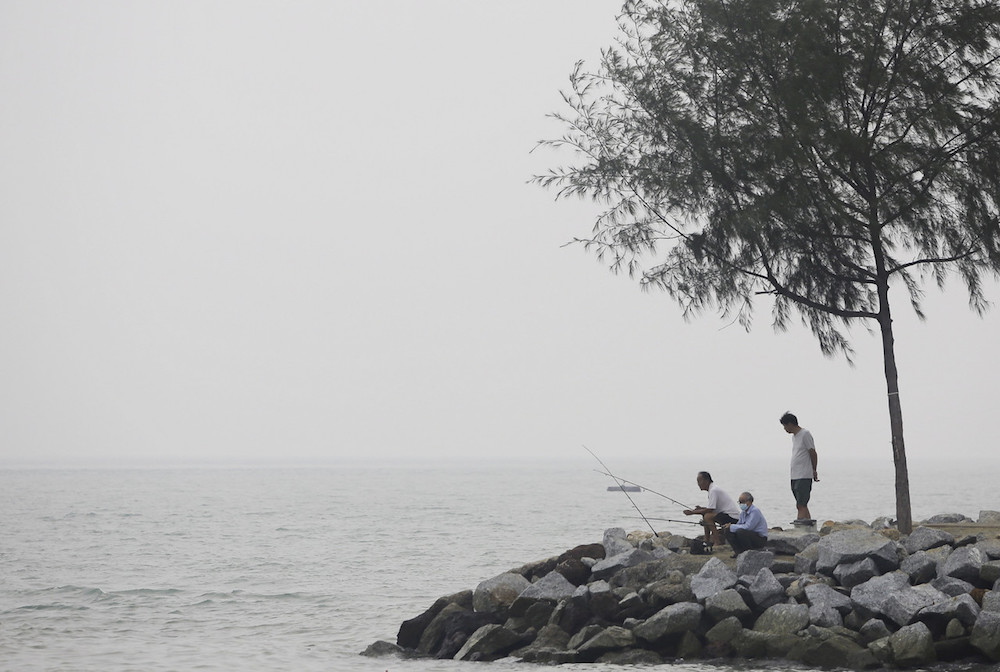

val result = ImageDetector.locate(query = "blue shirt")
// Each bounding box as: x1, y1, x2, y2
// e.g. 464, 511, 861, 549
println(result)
730, 504, 768, 538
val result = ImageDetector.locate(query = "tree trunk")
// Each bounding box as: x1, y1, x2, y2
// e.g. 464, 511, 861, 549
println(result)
877, 304, 913, 534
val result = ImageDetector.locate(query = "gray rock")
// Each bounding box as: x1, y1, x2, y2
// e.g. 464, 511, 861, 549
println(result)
704, 588, 751, 623
705, 615, 743, 644
945, 618, 966, 638
888, 621, 937, 667
850, 571, 910, 620
689, 556, 737, 601
981, 560, 1000, 585
517, 570, 576, 602
397, 590, 473, 649
732, 629, 773, 658
800, 633, 869, 669
932, 575, 974, 596
859, 618, 892, 644
942, 545, 984, 583
923, 513, 971, 524
817, 529, 899, 574
977, 539, 1000, 560
971, 609, 1000, 661
833, 557, 880, 588
590, 548, 654, 582
736, 550, 774, 578
805, 583, 852, 614
980, 510, 1000, 525
360, 640, 405, 657
602, 527, 633, 557
904, 526, 955, 554
633, 601, 704, 644
918, 593, 980, 629
809, 604, 843, 628
417, 602, 469, 654
576, 625, 635, 656
453, 624, 523, 661
883, 584, 948, 627
766, 530, 819, 555
595, 648, 662, 665
473, 573, 532, 614
982, 590, 1000, 612
747, 567, 785, 612
901, 550, 938, 584
753, 603, 809, 635
794, 542, 820, 575
567, 624, 604, 650
676, 629, 703, 658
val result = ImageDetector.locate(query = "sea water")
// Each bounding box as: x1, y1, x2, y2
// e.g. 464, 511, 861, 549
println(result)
1, 457, 998, 672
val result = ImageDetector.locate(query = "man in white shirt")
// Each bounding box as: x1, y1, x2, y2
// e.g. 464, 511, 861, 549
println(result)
683, 471, 741, 548
780, 411, 820, 521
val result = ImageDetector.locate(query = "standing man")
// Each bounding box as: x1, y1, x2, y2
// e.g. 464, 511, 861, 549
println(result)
721, 492, 768, 556
683, 471, 741, 549
780, 411, 819, 521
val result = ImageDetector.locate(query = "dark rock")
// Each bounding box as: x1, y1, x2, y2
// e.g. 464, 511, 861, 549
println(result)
981, 560, 1000, 585
505, 600, 554, 633
360, 640, 406, 657
858, 618, 892, 644
883, 584, 948, 627
575, 625, 635, 659
396, 589, 472, 649
923, 513, 971, 524
934, 635, 975, 662
453, 623, 526, 661
808, 604, 842, 628
767, 530, 819, 555
931, 575, 974, 596
642, 577, 693, 610
676, 629, 703, 659
554, 557, 590, 586
888, 621, 937, 667
800, 634, 868, 669
754, 603, 809, 635
420, 604, 499, 658
596, 648, 663, 664
590, 548, 654, 582
557, 542, 606, 564
917, 593, 980, 632
903, 526, 955, 554
732, 629, 772, 658
706, 615, 743, 644
794, 542, 820, 575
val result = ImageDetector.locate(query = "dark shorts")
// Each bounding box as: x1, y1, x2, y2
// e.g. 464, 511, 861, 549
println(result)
791, 478, 813, 507
715, 512, 738, 525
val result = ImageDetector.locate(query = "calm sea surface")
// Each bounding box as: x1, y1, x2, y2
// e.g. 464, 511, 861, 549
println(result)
2, 457, 998, 672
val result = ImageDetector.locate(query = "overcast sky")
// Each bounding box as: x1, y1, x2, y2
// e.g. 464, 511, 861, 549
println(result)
1, 1, 997, 469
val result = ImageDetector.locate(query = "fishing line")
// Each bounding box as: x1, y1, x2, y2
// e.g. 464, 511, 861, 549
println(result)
591, 469, 694, 511
584, 445, 659, 538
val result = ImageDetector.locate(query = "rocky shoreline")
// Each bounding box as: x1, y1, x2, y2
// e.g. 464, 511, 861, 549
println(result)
363, 511, 1000, 668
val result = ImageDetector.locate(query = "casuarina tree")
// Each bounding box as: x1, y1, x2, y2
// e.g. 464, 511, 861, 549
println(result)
534, 0, 1000, 533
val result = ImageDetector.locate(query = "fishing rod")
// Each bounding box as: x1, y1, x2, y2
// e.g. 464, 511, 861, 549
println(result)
624, 516, 701, 526
592, 469, 694, 511
584, 445, 659, 538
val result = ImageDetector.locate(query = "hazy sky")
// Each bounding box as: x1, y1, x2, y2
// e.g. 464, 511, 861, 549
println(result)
1, 1, 997, 468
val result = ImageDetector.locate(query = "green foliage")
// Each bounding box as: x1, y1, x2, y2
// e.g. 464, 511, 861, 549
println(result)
535, 0, 1000, 359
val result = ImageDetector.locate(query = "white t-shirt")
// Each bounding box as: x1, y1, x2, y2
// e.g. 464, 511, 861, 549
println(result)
790, 428, 816, 479
707, 482, 741, 518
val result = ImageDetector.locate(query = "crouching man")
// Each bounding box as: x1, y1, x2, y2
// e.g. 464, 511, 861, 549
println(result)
721, 492, 768, 557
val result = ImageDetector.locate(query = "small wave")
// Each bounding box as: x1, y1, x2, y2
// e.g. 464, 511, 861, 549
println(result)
113, 588, 183, 596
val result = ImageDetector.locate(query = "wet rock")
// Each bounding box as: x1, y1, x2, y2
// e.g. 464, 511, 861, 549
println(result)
596, 648, 662, 664
453, 624, 525, 661
904, 526, 955, 554
705, 615, 743, 645
360, 640, 406, 657
800, 633, 869, 669
888, 621, 937, 667
397, 589, 473, 649
511, 622, 569, 659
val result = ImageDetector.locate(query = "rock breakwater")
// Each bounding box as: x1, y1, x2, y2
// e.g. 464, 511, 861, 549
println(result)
365, 512, 1000, 668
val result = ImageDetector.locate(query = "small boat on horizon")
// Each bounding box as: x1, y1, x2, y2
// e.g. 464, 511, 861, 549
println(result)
607, 485, 641, 492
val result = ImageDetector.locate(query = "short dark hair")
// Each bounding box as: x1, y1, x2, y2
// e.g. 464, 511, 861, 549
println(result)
779, 411, 798, 426
698, 471, 712, 483
741, 491, 754, 503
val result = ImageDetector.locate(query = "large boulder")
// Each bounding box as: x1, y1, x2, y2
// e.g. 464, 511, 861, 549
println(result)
799, 633, 869, 669
473, 573, 532, 614
808, 604, 843, 628
817, 529, 899, 574
888, 621, 937, 667
932, 575, 974, 597
747, 567, 785, 612
397, 590, 474, 649
851, 571, 910, 620
904, 526, 955, 554
602, 527, 633, 557
517, 570, 576, 602
794, 542, 820, 575
833, 557, 880, 588
901, 550, 938, 584
883, 584, 948, 627
917, 593, 980, 632
633, 602, 704, 644
590, 548, 655, 582
736, 550, 774, 578
766, 530, 819, 555
753, 603, 809, 635
704, 588, 751, 623
575, 625, 635, 659
942, 545, 984, 584
690, 557, 737, 601
971, 609, 1000, 661
804, 583, 852, 615
453, 624, 525, 661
